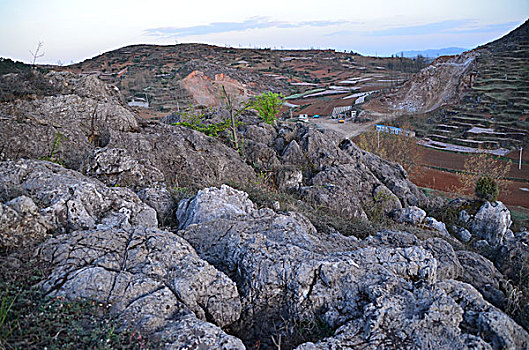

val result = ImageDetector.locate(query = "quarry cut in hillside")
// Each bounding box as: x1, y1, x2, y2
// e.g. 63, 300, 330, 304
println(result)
366, 51, 478, 114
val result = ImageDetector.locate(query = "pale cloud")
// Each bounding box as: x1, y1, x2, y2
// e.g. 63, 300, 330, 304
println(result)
145, 17, 345, 38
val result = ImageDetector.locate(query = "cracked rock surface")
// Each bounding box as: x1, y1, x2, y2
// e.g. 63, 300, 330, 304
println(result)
177, 185, 529, 349
38, 226, 243, 349
0, 159, 157, 239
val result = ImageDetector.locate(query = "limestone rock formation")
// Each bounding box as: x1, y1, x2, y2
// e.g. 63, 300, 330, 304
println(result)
471, 201, 512, 247
240, 122, 427, 221
38, 226, 244, 349
0, 159, 158, 236
177, 185, 529, 348
390, 206, 427, 225
0, 71, 256, 189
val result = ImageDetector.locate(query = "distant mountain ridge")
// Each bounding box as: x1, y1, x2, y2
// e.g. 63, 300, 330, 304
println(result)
395, 47, 467, 58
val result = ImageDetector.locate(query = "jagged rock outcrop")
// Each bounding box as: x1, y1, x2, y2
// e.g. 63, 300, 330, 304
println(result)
240, 122, 427, 221
137, 187, 177, 226
471, 201, 512, 247
82, 147, 165, 189
0, 71, 256, 189
38, 226, 244, 349
0, 195, 52, 248
456, 251, 509, 310
390, 206, 426, 225
0, 158, 244, 348
177, 185, 529, 348
0, 159, 157, 239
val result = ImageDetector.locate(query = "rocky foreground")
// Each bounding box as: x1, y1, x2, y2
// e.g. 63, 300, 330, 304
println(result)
1, 71, 528, 349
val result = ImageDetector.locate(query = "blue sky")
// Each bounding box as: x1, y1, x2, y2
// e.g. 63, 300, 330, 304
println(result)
0, 0, 527, 65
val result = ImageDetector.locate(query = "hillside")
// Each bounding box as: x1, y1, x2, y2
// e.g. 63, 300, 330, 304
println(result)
59, 44, 427, 118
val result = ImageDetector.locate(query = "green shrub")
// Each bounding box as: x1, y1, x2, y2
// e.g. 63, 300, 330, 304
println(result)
475, 175, 499, 202
247, 92, 284, 125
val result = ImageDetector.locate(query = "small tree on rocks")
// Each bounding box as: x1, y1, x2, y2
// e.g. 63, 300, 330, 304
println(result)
248, 92, 284, 125
475, 175, 499, 202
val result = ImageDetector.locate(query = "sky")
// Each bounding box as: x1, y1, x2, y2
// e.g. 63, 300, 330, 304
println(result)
0, 0, 527, 65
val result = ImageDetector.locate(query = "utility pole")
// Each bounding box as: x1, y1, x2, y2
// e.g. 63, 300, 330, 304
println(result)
520, 146, 523, 170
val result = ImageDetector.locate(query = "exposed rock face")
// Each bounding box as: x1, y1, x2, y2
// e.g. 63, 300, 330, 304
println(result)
453, 225, 472, 243
471, 201, 512, 247
0, 159, 157, 237
0, 158, 244, 348
240, 122, 427, 220
0, 72, 256, 189
367, 52, 477, 114
0, 195, 51, 248
457, 251, 509, 310
390, 206, 427, 225
38, 226, 244, 349
424, 216, 450, 236
177, 185, 529, 348
137, 187, 177, 226
82, 147, 165, 189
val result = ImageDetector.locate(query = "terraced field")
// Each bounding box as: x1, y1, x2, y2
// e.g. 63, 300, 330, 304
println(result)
419, 23, 529, 154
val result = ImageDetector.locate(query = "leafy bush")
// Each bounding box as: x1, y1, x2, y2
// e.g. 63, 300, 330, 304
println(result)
247, 92, 284, 125
457, 149, 511, 196
173, 106, 232, 137
475, 175, 499, 202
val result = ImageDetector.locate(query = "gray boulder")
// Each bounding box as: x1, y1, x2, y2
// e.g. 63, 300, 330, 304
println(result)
38, 226, 243, 349
457, 251, 509, 309
298, 280, 528, 350
0, 195, 52, 248
0, 159, 157, 234
137, 187, 176, 226
453, 225, 472, 243
82, 147, 165, 189
390, 206, 426, 225
471, 201, 512, 246
424, 216, 450, 236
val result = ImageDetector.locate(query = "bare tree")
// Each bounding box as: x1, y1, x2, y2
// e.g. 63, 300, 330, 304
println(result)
30, 41, 45, 66
221, 85, 240, 151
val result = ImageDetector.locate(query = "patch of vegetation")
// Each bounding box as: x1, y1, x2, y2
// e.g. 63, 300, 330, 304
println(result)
475, 175, 499, 202
0, 58, 34, 75
0, 245, 157, 349
173, 107, 234, 138
247, 92, 284, 125
40, 131, 66, 166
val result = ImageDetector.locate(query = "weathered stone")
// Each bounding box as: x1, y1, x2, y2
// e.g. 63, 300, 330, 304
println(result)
276, 166, 303, 191
0, 159, 157, 233
471, 201, 512, 247
137, 187, 176, 226
424, 216, 450, 236
390, 206, 426, 225
82, 147, 165, 189
453, 225, 472, 243
422, 238, 463, 280
0, 195, 51, 248
457, 251, 508, 310
177, 186, 529, 348
0, 72, 256, 189
38, 226, 242, 347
